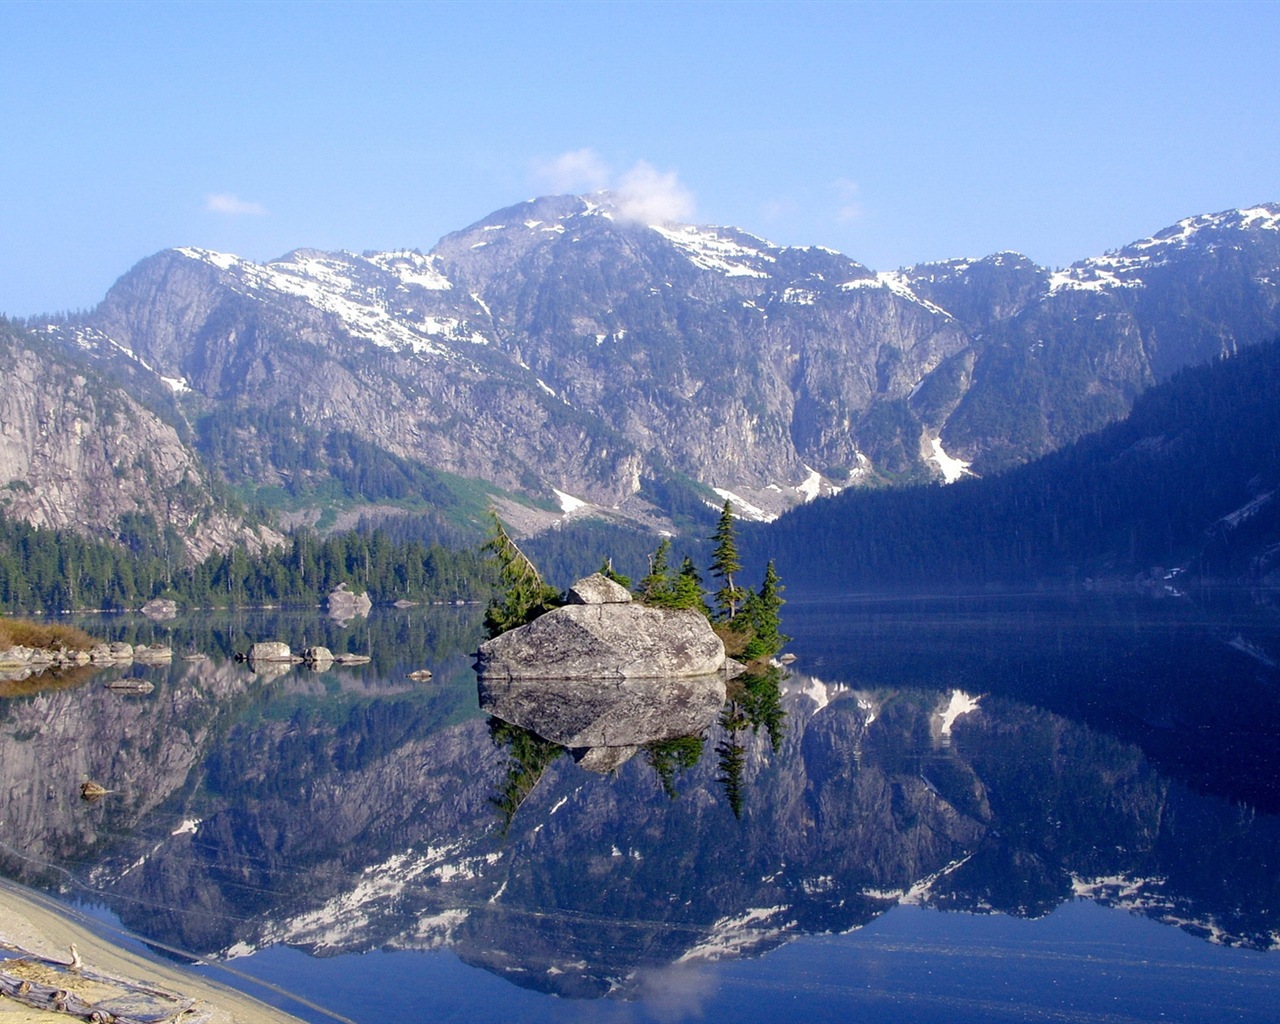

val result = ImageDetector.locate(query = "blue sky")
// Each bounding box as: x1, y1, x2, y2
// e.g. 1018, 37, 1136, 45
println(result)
2, 0, 1277, 315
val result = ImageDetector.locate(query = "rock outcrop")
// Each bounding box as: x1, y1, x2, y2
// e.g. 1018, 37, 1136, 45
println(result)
141, 598, 178, 620
246, 642, 292, 663
0, 323, 278, 562
474, 574, 726, 681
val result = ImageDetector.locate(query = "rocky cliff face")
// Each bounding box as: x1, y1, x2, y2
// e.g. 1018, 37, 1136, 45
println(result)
0, 325, 272, 562
10, 199, 1280, 551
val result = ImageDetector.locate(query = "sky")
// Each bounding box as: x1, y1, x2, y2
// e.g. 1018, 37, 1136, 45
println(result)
2, 0, 1278, 316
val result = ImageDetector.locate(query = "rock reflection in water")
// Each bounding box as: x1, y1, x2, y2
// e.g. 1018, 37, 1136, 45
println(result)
478, 670, 727, 770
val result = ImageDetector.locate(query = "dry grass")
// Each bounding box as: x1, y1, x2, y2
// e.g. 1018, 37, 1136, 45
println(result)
713, 621, 751, 658
0, 618, 96, 652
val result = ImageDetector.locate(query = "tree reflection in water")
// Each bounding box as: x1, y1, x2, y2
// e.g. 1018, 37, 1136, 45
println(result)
487, 717, 564, 836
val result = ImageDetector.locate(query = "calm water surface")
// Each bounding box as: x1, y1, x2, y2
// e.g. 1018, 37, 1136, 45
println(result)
1, 594, 1278, 1023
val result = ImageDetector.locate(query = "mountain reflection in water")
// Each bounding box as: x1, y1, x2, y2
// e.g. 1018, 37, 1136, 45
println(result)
0, 599, 1277, 1019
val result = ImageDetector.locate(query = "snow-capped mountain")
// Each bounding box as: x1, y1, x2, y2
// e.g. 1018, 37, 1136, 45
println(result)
13, 195, 1280, 550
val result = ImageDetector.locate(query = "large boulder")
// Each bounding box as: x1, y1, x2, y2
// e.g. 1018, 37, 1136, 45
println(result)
564, 573, 633, 605
247, 641, 292, 663
475, 578, 725, 682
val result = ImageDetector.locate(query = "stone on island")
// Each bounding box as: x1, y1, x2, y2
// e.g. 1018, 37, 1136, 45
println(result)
475, 573, 726, 681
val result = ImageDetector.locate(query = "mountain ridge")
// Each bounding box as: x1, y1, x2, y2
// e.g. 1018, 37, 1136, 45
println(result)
9, 196, 1280, 558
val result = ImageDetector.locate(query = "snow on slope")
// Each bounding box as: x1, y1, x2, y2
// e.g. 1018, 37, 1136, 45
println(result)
840, 271, 953, 317
1050, 203, 1280, 295
650, 224, 776, 278
173, 246, 489, 353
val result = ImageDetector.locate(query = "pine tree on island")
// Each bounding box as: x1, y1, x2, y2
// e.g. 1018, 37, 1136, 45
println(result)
638, 537, 674, 605
672, 555, 711, 617
710, 499, 745, 620
481, 510, 561, 638
739, 560, 789, 660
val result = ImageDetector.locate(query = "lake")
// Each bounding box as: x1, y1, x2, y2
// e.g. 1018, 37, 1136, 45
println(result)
1, 593, 1278, 1023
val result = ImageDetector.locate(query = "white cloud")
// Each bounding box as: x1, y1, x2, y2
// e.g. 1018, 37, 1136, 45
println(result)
532, 147, 610, 193
615, 161, 695, 226
205, 193, 267, 216
834, 178, 863, 223
531, 150, 695, 226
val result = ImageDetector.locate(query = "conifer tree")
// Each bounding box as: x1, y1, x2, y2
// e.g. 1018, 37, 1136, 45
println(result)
597, 557, 632, 590
671, 555, 711, 616
741, 560, 789, 660
710, 499, 744, 620
481, 509, 560, 637
638, 537, 674, 606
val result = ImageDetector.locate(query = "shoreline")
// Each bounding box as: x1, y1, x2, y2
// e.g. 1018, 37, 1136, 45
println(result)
0, 878, 310, 1024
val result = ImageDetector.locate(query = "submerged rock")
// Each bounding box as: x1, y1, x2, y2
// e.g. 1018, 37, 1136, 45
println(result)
133, 644, 173, 663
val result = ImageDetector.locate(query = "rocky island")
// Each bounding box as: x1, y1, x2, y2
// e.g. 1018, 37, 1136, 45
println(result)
476, 573, 735, 771
474, 573, 728, 682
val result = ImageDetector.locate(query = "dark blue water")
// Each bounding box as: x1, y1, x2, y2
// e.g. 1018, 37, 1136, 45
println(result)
2, 595, 1277, 1023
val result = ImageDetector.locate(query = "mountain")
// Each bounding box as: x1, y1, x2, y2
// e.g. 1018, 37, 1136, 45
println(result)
757, 337, 1280, 593
0, 320, 274, 563
10, 197, 1280, 557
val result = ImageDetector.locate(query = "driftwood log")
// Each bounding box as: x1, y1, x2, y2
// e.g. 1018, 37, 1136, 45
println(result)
0, 953, 204, 1024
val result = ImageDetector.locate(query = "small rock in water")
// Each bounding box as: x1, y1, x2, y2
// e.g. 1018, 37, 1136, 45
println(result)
303, 646, 334, 666
247, 641, 293, 663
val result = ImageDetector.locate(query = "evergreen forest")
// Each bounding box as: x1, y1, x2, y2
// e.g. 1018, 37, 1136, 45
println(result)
0, 515, 496, 614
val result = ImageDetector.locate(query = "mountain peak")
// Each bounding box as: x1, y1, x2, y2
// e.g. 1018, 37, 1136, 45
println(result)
1050, 202, 1280, 296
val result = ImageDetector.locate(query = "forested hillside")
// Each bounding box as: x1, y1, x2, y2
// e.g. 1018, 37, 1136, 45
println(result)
757, 338, 1280, 593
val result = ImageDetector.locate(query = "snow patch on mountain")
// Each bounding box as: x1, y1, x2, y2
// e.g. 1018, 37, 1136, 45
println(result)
1049, 263, 1142, 295
781, 287, 818, 305
553, 488, 589, 515
676, 906, 796, 963
935, 690, 980, 737
928, 437, 971, 483
1050, 204, 1280, 295
650, 224, 775, 278
711, 487, 776, 523
796, 467, 823, 501
173, 247, 487, 353
840, 272, 953, 318
785, 672, 846, 713
366, 250, 453, 290
399, 909, 470, 950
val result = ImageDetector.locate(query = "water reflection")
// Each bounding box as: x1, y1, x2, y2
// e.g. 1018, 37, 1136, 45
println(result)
0, 602, 1276, 1010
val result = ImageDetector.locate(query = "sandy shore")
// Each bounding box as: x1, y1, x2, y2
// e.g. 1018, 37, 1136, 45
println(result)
0, 878, 310, 1024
